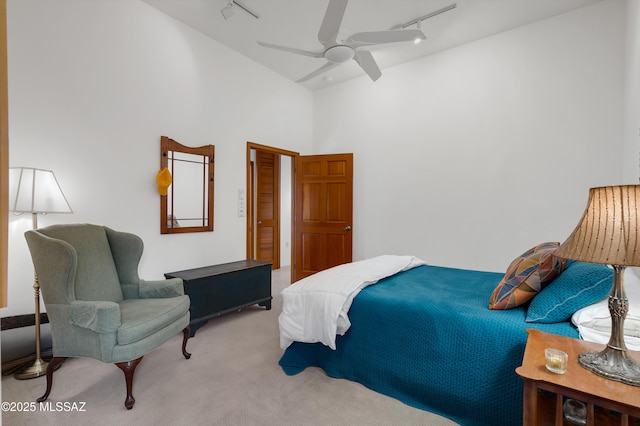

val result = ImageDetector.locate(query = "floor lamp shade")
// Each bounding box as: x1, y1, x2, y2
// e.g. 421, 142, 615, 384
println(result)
555, 185, 640, 386
8, 167, 72, 379
9, 167, 72, 215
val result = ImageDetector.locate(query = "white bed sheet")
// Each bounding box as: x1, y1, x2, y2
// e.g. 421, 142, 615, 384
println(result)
278, 255, 426, 350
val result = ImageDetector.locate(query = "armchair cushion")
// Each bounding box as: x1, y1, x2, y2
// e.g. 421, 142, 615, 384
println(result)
70, 301, 121, 333
117, 295, 190, 345
139, 278, 184, 299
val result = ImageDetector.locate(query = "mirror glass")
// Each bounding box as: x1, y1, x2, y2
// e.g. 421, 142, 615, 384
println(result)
160, 136, 214, 234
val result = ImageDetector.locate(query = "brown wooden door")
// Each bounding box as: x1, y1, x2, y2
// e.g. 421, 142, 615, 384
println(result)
293, 153, 353, 282
256, 150, 280, 269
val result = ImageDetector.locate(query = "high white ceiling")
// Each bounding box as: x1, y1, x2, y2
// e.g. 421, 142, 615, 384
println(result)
142, 0, 601, 91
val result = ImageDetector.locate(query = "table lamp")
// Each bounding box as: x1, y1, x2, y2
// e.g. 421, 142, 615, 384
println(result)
554, 185, 640, 386
8, 167, 72, 379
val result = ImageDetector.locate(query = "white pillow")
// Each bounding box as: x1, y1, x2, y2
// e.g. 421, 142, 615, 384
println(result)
571, 266, 640, 350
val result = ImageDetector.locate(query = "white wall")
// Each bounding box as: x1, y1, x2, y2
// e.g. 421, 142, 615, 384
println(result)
4, 0, 312, 316
624, 0, 640, 183
313, 1, 626, 272
3, 0, 633, 317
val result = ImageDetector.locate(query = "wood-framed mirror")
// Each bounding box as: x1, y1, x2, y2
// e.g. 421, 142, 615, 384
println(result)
160, 136, 215, 234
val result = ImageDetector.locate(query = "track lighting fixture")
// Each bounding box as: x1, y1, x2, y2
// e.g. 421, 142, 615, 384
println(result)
220, 1, 234, 20
414, 21, 423, 44
221, 0, 260, 20
392, 3, 457, 31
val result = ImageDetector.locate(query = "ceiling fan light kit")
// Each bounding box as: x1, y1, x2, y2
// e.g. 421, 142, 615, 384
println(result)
325, 45, 354, 63
257, 0, 432, 83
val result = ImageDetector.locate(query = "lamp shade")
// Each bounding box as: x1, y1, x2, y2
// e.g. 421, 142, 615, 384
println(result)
554, 185, 640, 266
8, 167, 72, 214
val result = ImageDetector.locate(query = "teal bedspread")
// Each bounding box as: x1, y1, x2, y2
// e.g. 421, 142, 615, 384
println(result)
279, 265, 578, 426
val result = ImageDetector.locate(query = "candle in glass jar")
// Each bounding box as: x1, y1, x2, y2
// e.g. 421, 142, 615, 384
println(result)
545, 348, 568, 374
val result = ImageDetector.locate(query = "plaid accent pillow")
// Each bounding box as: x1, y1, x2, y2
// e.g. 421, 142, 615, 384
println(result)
489, 242, 567, 310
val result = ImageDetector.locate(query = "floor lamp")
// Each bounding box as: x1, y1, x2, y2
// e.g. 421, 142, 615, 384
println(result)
8, 167, 72, 379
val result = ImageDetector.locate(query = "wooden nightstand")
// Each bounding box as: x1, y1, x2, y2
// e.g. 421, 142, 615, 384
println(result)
516, 329, 640, 425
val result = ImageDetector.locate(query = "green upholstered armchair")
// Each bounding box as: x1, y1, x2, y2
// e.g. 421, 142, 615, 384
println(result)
24, 224, 191, 409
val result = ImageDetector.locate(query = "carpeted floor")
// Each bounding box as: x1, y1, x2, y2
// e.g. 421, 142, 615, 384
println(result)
2, 267, 458, 426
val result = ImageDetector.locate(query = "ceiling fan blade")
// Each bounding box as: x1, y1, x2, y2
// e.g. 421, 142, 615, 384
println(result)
296, 61, 341, 83
354, 50, 381, 81
257, 41, 323, 58
347, 29, 426, 46
318, 0, 348, 47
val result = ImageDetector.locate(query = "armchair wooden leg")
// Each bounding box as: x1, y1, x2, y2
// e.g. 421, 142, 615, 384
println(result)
115, 357, 143, 410
182, 326, 191, 359
36, 357, 67, 403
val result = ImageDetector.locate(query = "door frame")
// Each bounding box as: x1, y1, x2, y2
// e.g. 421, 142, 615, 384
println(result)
246, 142, 299, 279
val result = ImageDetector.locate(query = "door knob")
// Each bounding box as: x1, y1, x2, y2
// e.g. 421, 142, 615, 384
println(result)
344, 225, 351, 231
258, 221, 262, 225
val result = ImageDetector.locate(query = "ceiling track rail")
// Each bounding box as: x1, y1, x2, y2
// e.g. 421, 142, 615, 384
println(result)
391, 3, 457, 30
232, 0, 260, 20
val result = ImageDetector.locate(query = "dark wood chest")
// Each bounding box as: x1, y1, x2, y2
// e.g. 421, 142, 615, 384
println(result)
165, 260, 272, 336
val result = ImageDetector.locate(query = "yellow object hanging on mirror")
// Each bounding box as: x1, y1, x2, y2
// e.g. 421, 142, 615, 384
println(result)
156, 167, 172, 196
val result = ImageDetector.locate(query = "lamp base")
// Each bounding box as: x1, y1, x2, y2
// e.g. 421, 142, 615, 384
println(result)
14, 358, 48, 380
578, 346, 640, 387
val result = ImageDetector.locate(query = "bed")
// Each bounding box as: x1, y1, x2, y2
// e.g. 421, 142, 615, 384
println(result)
277, 253, 616, 426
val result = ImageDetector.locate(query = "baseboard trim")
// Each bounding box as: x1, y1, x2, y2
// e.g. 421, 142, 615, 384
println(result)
1, 313, 52, 375
1, 313, 49, 330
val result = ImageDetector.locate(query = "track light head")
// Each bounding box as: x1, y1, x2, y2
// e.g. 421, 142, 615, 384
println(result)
221, 1, 260, 20
414, 20, 423, 44
221, 1, 235, 20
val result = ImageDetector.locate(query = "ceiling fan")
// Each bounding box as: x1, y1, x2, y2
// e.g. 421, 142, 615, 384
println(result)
257, 0, 426, 83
